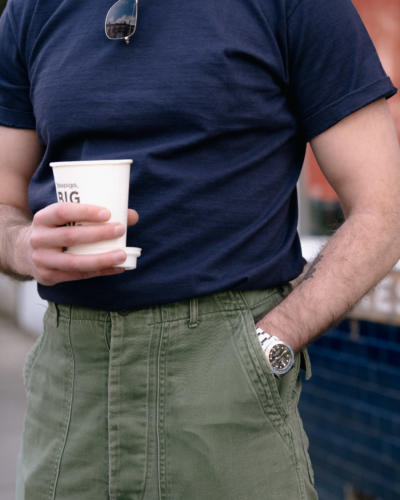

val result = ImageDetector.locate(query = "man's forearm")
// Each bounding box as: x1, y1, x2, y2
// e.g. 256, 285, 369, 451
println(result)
258, 210, 400, 352
0, 204, 33, 280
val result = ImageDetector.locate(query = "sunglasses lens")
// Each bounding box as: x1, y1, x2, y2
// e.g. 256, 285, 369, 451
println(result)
105, 0, 137, 40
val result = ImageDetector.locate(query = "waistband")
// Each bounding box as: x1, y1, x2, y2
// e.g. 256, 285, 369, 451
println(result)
47, 285, 291, 326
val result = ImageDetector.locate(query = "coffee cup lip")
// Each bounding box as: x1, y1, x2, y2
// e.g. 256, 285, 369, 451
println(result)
50, 159, 133, 168
117, 247, 142, 270
125, 247, 142, 257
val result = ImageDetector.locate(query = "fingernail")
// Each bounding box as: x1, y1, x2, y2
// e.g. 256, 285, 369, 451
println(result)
114, 224, 125, 236
98, 209, 110, 220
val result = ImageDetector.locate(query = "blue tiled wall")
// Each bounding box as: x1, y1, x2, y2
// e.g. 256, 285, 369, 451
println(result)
299, 320, 400, 500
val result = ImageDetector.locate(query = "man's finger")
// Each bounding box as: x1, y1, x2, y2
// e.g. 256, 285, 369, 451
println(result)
36, 267, 126, 286
34, 203, 111, 227
30, 222, 125, 249
127, 209, 139, 226
32, 248, 127, 272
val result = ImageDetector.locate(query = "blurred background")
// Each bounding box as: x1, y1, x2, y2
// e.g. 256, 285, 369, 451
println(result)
0, 0, 399, 499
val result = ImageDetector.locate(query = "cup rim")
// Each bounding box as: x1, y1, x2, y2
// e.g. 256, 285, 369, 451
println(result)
50, 159, 133, 168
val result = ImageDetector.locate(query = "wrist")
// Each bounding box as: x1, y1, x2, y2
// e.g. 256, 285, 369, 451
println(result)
8, 223, 34, 280
256, 318, 300, 354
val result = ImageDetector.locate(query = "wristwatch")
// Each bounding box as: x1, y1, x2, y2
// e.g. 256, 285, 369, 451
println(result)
256, 328, 294, 376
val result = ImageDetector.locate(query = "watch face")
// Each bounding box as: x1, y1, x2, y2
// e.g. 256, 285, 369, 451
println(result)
268, 343, 292, 372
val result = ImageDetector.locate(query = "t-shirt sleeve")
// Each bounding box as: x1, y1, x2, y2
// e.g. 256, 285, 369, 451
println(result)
0, 3, 35, 129
287, 0, 397, 142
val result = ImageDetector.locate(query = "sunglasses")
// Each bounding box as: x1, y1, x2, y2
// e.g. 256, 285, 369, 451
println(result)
105, 0, 138, 45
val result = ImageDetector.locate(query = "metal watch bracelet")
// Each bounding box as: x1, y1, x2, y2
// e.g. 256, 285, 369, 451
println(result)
255, 327, 295, 376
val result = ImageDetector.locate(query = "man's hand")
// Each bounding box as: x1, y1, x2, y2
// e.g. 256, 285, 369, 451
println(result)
14, 203, 139, 285
0, 126, 141, 285
257, 98, 400, 353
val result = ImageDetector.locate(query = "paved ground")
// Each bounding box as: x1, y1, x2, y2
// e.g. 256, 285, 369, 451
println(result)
0, 315, 34, 500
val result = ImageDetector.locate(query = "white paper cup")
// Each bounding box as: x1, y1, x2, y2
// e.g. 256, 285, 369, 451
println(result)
50, 159, 141, 269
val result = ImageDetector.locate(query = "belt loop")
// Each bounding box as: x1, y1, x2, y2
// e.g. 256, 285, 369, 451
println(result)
188, 298, 199, 328
54, 303, 60, 327
301, 349, 312, 380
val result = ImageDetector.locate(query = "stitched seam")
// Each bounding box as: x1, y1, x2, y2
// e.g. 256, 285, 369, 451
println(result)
159, 327, 168, 500
49, 315, 75, 500
108, 316, 122, 499
282, 366, 307, 499
104, 325, 110, 500
24, 329, 47, 392
24, 305, 52, 391
155, 320, 165, 500
303, 77, 392, 122
166, 377, 173, 500
107, 322, 113, 500
286, 419, 306, 500
139, 324, 156, 500
103, 318, 111, 351
295, 407, 315, 485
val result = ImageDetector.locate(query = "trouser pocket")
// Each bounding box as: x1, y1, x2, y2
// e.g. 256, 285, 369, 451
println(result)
163, 302, 311, 500
236, 289, 316, 493
22, 329, 48, 394
241, 306, 303, 413
17, 305, 75, 500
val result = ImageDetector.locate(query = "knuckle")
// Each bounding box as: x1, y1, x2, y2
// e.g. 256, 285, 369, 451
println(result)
29, 231, 41, 249
31, 249, 42, 266
35, 203, 58, 224
62, 228, 79, 247
56, 203, 69, 221
32, 211, 43, 227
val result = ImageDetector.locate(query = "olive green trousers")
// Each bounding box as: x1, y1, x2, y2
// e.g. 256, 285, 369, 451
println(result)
16, 287, 317, 499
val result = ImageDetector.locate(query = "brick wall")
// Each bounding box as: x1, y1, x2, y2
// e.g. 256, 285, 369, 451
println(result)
299, 320, 400, 500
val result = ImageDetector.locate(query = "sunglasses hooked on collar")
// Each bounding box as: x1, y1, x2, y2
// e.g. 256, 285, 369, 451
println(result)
105, 0, 138, 45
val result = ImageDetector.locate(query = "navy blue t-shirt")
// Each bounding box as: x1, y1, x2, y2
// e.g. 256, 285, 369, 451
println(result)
0, 0, 396, 310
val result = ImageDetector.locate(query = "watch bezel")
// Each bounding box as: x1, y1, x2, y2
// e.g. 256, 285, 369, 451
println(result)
265, 340, 295, 376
